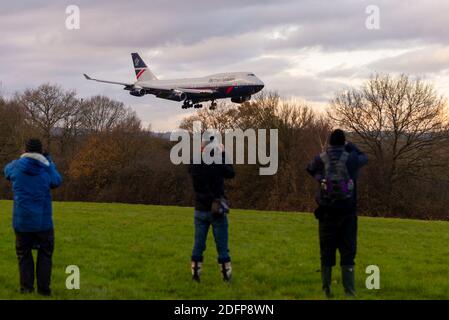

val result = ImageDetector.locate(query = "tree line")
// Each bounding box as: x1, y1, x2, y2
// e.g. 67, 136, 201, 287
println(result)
1, 74, 448, 220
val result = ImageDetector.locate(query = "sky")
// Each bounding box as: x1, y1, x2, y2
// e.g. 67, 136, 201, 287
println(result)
1, 0, 449, 131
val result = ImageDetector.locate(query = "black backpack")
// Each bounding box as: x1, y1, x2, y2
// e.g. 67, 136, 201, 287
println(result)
319, 151, 354, 202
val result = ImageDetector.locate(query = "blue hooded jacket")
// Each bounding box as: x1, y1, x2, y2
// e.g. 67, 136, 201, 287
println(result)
4, 153, 62, 232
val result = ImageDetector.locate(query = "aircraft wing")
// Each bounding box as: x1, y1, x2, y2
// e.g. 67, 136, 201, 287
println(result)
137, 84, 217, 98
83, 74, 134, 88
84, 73, 217, 97
176, 88, 216, 95
138, 84, 216, 95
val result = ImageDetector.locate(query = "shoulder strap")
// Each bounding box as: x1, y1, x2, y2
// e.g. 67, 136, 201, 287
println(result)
336, 151, 350, 177
339, 151, 349, 164
319, 152, 330, 171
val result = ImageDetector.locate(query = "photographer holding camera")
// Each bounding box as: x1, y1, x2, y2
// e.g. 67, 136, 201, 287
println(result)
307, 129, 367, 298
4, 139, 62, 296
188, 137, 235, 283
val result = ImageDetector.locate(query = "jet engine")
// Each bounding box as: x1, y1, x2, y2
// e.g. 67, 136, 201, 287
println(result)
129, 87, 146, 97
167, 90, 187, 102
231, 96, 251, 103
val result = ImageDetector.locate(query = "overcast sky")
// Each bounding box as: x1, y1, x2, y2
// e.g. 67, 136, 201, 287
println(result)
1, 0, 449, 131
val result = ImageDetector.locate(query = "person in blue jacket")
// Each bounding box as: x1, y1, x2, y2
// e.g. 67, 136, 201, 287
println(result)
4, 139, 62, 296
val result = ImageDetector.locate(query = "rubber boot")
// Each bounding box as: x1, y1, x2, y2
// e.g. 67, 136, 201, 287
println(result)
220, 262, 232, 282
191, 261, 202, 282
321, 266, 333, 298
341, 265, 356, 297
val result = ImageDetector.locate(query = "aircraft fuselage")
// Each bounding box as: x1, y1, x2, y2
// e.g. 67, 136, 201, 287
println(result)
84, 53, 264, 109
135, 72, 264, 103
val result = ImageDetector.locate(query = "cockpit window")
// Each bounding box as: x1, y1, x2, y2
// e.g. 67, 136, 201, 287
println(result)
247, 73, 255, 76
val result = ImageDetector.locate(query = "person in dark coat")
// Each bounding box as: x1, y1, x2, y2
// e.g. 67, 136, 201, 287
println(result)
188, 140, 235, 282
307, 129, 367, 297
4, 139, 62, 296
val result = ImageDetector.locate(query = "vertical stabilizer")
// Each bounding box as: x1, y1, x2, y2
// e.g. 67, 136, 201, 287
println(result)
131, 53, 158, 81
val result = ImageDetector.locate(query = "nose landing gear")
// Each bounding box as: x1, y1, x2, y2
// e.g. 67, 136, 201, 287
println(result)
209, 101, 217, 110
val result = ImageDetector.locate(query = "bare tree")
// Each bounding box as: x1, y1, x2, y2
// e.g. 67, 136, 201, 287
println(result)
0, 98, 33, 160
79, 96, 138, 132
180, 92, 283, 133
18, 84, 79, 152
329, 74, 449, 213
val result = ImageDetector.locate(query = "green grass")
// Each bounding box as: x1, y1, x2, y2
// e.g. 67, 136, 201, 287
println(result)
0, 200, 448, 300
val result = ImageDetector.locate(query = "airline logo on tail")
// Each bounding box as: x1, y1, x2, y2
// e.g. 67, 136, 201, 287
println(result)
131, 53, 158, 81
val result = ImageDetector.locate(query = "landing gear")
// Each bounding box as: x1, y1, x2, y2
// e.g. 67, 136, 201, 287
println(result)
182, 100, 193, 109
182, 100, 203, 109
209, 101, 217, 110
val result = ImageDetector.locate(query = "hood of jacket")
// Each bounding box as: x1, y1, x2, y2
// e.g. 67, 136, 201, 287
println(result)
17, 153, 50, 176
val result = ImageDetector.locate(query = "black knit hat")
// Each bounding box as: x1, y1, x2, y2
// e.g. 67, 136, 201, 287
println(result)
25, 139, 43, 154
329, 129, 346, 146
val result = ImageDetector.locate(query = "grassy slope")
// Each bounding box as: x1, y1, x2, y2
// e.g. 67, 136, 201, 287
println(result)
0, 200, 448, 300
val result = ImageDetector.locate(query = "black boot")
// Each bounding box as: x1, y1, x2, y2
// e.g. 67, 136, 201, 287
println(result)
321, 266, 333, 298
220, 262, 232, 282
191, 261, 202, 282
341, 265, 356, 297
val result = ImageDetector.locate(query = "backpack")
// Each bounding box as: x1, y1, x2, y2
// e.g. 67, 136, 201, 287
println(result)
319, 151, 354, 203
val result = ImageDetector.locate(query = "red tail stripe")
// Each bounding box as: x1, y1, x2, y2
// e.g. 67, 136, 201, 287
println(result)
136, 69, 146, 79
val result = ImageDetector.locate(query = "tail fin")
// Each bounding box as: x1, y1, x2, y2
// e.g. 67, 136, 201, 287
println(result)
131, 53, 158, 81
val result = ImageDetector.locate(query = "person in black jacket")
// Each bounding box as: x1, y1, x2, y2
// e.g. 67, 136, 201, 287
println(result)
188, 140, 235, 282
307, 129, 367, 297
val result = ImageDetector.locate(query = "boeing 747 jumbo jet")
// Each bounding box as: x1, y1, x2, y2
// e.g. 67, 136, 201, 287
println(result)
84, 53, 265, 110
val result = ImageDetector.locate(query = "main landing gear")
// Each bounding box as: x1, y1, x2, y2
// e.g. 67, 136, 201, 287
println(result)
182, 100, 200, 109
182, 100, 191, 109
182, 100, 205, 109
209, 100, 217, 110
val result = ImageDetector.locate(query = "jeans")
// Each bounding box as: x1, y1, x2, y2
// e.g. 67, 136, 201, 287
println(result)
319, 213, 357, 267
191, 210, 231, 263
15, 229, 54, 294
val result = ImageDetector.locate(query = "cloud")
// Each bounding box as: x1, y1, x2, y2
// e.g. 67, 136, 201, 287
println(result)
1, 0, 449, 130
266, 74, 345, 102
368, 46, 449, 74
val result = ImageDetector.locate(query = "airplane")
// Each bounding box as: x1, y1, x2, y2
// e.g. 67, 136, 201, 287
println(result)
84, 53, 265, 110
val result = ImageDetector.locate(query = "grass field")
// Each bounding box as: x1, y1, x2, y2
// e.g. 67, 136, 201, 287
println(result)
0, 200, 448, 300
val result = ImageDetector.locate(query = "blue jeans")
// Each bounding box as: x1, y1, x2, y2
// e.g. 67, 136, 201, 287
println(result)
191, 210, 231, 263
